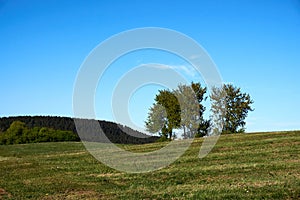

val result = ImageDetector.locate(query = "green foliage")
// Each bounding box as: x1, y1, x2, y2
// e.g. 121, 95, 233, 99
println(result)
175, 82, 208, 138
0, 121, 29, 144
156, 90, 181, 138
195, 119, 211, 137
155, 135, 171, 142
211, 84, 254, 134
0, 116, 159, 144
146, 89, 181, 139
146, 82, 208, 139
0, 121, 79, 145
145, 103, 167, 135
147, 82, 254, 138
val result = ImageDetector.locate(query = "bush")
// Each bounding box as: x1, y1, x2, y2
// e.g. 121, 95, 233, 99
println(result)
155, 135, 171, 142
0, 121, 79, 145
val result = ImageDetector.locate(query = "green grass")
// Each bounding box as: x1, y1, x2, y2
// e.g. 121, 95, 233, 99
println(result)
0, 131, 299, 199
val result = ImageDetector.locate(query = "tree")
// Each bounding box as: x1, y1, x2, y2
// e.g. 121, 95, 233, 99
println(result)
5, 121, 29, 144
145, 82, 208, 139
145, 90, 181, 139
173, 82, 207, 138
210, 84, 254, 134
196, 119, 211, 137
145, 103, 167, 138
191, 82, 209, 137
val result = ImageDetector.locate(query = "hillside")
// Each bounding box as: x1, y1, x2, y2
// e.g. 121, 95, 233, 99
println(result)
0, 131, 299, 199
0, 116, 159, 144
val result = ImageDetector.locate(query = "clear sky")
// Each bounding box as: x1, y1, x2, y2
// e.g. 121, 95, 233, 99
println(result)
1, 0, 300, 132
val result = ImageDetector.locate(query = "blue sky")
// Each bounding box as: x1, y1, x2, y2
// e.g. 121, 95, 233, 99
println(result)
0, 0, 300, 132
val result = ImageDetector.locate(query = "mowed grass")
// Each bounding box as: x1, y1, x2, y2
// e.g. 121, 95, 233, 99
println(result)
0, 131, 299, 199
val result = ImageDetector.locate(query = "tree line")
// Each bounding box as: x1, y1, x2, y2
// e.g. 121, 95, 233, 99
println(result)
0, 116, 159, 145
145, 83, 254, 140
0, 121, 79, 145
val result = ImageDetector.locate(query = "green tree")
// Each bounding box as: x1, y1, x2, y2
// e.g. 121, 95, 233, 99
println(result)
145, 82, 208, 139
146, 89, 181, 139
196, 119, 211, 137
210, 84, 254, 134
174, 82, 207, 138
0, 121, 80, 145
145, 103, 167, 137
6, 121, 29, 144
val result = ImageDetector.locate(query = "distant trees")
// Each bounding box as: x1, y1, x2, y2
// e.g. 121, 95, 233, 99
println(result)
145, 90, 181, 140
174, 83, 208, 138
0, 121, 79, 145
0, 116, 160, 145
211, 84, 254, 134
146, 82, 254, 138
4, 121, 29, 144
146, 82, 208, 139
0, 82, 254, 145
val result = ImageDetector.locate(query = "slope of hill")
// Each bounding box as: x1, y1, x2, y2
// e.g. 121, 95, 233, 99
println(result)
0, 116, 159, 144
0, 131, 299, 199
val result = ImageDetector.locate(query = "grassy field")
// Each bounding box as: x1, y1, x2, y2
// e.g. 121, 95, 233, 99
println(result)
0, 131, 299, 199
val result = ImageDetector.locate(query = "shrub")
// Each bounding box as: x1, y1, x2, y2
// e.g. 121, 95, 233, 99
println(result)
0, 121, 79, 145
